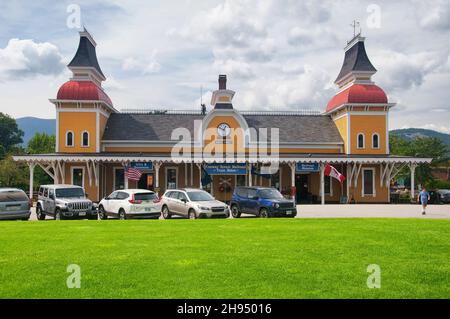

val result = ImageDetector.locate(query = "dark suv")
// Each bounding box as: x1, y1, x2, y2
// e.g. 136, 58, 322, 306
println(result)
230, 187, 296, 218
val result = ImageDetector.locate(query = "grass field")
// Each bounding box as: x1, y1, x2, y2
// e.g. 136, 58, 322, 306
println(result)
0, 218, 449, 298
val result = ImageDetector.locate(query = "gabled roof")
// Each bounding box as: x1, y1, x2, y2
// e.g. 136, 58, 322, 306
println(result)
335, 38, 376, 84
68, 31, 105, 79
102, 113, 343, 144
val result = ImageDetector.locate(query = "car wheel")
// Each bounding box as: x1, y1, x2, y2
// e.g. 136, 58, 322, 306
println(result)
55, 209, 63, 220
36, 205, 46, 220
188, 209, 197, 220
231, 204, 241, 218
259, 208, 269, 218
118, 209, 126, 220
98, 206, 108, 220
162, 205, 171, 219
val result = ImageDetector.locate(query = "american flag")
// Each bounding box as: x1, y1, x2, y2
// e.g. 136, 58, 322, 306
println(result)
125, 166, 142, 181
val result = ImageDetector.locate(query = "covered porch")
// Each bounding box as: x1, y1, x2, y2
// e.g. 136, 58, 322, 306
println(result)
13, 153, 431, 204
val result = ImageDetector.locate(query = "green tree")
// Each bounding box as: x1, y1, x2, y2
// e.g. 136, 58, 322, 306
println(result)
27, 133, 56, 187
0, 155, 28, 188
0, 113, 23, 158
390, 135, 449, 188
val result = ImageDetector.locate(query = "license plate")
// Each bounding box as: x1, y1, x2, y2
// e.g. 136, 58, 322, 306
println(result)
286, 210, 293, 214
145, 208, 152, 212
6, 206, 20, 211
79, 212, 86, 216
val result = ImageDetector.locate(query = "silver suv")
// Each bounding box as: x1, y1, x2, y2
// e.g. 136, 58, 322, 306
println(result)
36, 185, 97, 220
161, 188, 230, 219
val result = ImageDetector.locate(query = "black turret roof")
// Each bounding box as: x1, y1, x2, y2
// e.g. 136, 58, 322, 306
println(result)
335, 38, 376, 84
68, 32, 105, 78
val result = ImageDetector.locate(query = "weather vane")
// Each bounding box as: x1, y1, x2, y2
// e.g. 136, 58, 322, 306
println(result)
350, 20, 361, 37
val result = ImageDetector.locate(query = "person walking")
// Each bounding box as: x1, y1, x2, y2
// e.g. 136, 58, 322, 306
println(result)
417, 187, 430, 215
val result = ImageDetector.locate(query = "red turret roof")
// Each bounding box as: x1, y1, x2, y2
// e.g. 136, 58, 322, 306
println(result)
57, 80, 113, 106
326, 84, 387, 113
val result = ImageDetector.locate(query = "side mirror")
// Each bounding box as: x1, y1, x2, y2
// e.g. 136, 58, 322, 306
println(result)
252, 196, 259, 200
85, 193, 89, 197
49, 194, 55, 200
181, 198, 187, 203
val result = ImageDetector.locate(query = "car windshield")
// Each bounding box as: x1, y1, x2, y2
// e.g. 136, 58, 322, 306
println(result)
134, 193, 157, 201
187, 191, 214, 201
258, 189, 284, 199
439, 190, 450, 194
55, 188, 85, 198
0, 190, 28, 202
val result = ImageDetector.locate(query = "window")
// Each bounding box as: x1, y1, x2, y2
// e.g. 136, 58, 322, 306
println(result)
324, 176, 332, 195
372, 133, 380, 149
236, 187, 248, 198
116, 192, 129, 200
0, 190, 28, 202
357, 133, 365, 149
81, 131, 89, 147
66, 131, 74, 147
247, 188, 257, 199
114, 168, 124, 190
177, 192, 188, 201
270, 170, 280, 189
236, 175, 246, 187
166, 167, 177, 190
43, 188, 48, 197
72, 168, 84, 187
362, 169, 375, 196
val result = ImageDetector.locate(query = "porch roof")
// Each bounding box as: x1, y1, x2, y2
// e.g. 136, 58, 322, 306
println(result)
13, 153, 432, 165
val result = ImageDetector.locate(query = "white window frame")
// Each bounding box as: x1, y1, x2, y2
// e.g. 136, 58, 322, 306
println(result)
71, 166, 85, 187
113, 167, 125, 191
165, 166, 178, 190
81, 131, 90, 148
357, 133, 365, 149
65, 130, 74, 147
362, 168, 376, 197
372, 133, 380, 149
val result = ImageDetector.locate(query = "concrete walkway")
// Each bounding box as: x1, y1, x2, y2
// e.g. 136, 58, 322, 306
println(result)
296, 204, 450, 219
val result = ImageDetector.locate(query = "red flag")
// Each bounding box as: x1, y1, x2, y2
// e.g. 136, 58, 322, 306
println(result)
324, 164, 346, 184
125, 167, 142, 181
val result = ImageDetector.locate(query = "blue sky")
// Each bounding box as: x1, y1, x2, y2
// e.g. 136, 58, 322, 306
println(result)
0, 0, 449, 133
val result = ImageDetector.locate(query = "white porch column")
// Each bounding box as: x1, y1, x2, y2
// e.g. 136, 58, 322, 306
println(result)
123, 163, 128, 189
28, 163, 35, 200
410, 163, 416, 200
346, 164, 351, 202
320, 163, 325, 205
248, 163, 252, 186
197, 163, 203, 189
154, 162, 161, 189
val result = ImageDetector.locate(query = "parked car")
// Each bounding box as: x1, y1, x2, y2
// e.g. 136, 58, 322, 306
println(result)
435, 189, 450, 204
98, 189, 161, 220
230, 187, 297, 218
36, 185, 97, 220
0, 188, 31, 221
160, 188, 230, 219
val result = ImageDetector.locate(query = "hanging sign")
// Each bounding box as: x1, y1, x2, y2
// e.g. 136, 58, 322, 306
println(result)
204, 163, 247, 175
296, 163, 319, 172
130, 162, 153, 170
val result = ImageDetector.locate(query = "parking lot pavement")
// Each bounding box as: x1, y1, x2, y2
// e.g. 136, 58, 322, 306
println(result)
27, 205, 450, 221
296, 204, 450, 219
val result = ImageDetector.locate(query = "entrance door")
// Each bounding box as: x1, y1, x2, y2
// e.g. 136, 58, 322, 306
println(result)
138, 173, 154, 190
295, 174, 309, 203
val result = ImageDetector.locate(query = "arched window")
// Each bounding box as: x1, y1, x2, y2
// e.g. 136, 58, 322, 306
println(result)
357, 133, 365, 149
66, 131, 74, 147
81, 131, 89, 147
372, 133, 380, 149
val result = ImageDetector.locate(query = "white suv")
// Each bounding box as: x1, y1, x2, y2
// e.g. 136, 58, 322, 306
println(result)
98, 189, 161, 220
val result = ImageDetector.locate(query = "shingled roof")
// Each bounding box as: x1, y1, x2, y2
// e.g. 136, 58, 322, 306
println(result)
68, 30, 105, 78
335, 38, 376, 84
102, 113, 343, 144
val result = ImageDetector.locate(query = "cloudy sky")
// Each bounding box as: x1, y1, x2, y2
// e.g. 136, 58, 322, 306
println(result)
0, 0, 449, 133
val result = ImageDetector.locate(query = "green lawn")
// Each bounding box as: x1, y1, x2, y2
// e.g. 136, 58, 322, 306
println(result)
0, 218, 449, 298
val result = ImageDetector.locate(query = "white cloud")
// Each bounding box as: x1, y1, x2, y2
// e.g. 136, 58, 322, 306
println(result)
121, 50, 161, 74
419, 0, 450, 30
0, 38, 65, 80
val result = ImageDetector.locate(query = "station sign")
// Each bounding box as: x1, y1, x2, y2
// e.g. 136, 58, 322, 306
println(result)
296, 162, 319, 172
130, 162, 153, 170
205, 163, 247, 175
